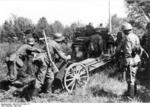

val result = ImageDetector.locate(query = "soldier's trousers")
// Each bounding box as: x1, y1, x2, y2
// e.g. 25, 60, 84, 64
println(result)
125, 65, 139, 97
125, 65, 138, 85
34, 64, 54, 91
33, 52, 55, 92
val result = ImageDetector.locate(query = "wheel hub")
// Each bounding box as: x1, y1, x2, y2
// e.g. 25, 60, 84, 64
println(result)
74, 74, 80, 80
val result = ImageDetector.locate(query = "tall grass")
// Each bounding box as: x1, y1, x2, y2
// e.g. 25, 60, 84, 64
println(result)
0, 43, 145, 103
0, 64, 142, 103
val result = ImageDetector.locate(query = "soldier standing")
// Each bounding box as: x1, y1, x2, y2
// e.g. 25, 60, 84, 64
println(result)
121, 22, 141, 98
31, 33, 71, 98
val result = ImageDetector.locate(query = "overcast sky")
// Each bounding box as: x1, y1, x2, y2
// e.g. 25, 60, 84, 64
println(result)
0, 0, 127, 27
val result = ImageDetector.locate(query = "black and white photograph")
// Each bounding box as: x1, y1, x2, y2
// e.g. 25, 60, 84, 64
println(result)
0, 0, 150, 104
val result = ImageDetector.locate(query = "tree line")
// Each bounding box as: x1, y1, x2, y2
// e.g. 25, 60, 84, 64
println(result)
0, 15, 84, 43
0, 14, 127, 44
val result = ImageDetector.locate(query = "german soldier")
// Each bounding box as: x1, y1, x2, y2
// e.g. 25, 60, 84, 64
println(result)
6, 35, 41, 82
121, 22, 141, 98
31, 33, 71, 97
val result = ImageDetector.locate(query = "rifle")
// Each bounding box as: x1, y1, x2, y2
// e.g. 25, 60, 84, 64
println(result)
43, 30, 59, 73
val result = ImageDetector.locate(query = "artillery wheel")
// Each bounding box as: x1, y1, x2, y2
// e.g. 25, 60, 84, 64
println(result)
64, 63, 89, 93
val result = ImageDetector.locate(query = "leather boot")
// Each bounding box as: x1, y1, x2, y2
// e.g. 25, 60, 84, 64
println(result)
128, 85, 135, 98
134, 83, 137, 95
125, 83, 130, 96
25, 87, 40, 101
32, 88, 40, 97
45, 79, 53, 94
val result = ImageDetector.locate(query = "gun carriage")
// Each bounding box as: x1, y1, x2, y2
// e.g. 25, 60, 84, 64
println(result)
55, 27, 111, 93
1, 27, 112, 98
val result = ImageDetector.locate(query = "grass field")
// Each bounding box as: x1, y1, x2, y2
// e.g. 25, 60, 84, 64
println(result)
0, 43, 150, 103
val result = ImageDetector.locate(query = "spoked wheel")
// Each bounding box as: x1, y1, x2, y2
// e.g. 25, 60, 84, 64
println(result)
64, 63, 89, 93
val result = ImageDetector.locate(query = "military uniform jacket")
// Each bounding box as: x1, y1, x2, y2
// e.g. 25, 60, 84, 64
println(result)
47, 39, 68, 60
9, 44, 40, 67
33, 39, 68, 66
123, 32, 141, 66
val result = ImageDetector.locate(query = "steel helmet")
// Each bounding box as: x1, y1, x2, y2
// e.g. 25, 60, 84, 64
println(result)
54, 33, 65, 42
121, 22, 132, 31
27, 37, 35, 45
